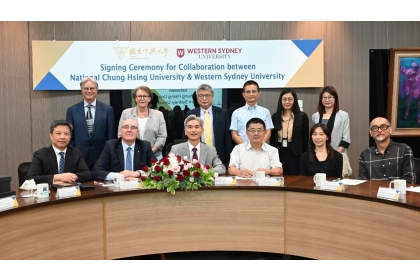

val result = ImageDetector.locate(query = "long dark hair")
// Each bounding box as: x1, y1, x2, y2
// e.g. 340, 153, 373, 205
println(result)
309, 123, 335, 162
273, 88, 302, 130
317, 85, 340, 114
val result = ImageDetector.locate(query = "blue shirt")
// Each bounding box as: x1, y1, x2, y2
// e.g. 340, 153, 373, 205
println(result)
229, 104, 274, 142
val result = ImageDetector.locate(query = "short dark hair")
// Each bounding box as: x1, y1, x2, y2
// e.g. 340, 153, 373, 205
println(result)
242, 80, 260, 92
246, 117, 266, 130
50, 120, 73, 134
317, 85, 339, 114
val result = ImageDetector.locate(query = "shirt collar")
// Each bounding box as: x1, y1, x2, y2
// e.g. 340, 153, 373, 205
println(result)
188, 141, 200, 153
200, 106, 213, 114
122, 141, 135, 151
245, 141, 267, 151
373, 140, 393, 154
84, 99, 97, 107
52, 145, 67, 155
245, 103, 258, 110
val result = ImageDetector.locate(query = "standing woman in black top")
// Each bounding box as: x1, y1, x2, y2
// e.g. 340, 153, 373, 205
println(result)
300, 123, 343, 177
271, 89, 309, 175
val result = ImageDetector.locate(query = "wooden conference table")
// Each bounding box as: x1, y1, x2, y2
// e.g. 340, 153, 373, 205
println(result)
1, 176, 420, 260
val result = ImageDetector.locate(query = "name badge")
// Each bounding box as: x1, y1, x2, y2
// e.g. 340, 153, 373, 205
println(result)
0, 196, 18, 212
257, 177, 284, 187
119, 181, 142, 190
214, 177, 236, 186
377, 187, 400, 201
320, 181, 344, 192
282, 139, 288, 147
57, 186, 80, 198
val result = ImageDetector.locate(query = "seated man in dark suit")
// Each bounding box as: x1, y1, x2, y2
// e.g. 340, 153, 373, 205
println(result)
92, 119, 156, 181
26, 120, 92, 184
170, 115, 226, 174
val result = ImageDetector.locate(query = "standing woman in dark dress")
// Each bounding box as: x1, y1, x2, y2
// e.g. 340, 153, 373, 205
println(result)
270, 89, 309, 175
300, 123, 343, 177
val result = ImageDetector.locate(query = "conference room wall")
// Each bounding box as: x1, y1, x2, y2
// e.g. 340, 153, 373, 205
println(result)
1, 21, 419, 191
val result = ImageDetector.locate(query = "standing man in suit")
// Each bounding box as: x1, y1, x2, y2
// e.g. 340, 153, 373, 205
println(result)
26, 120, 92, 184
186, 84, 232, 164
66, 77, 115, 169
170, 115, 226, 174
92, 119, 156, 181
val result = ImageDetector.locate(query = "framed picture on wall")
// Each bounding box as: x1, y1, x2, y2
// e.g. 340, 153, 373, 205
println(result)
387, 48, 420, 136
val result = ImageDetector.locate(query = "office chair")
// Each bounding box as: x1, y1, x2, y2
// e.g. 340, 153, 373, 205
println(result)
18, 162, 32, 187
414, 158, 420, 184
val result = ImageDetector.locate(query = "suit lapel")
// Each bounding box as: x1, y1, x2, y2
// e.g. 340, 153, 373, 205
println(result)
77, 101, 89, 135
116, 141, 125, 171
143, 108, 152, 133
199, 143, 207, 165
64, 147, 73, 172
182, 142, 190, 160
133, 140, 141, 170
92, 101, 102, 135
47, 146, 59, 173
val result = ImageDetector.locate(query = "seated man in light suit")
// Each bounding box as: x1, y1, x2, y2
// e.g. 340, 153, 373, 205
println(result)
92, 119, 156, 181
170, 115, 226, 175
26, 120, 92, 184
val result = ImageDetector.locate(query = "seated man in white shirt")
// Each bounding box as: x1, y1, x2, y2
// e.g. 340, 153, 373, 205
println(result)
229, 117, 283, 178
170, 114, 226, 174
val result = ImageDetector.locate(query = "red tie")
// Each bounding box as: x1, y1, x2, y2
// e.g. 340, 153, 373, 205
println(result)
192, 148, 198, 160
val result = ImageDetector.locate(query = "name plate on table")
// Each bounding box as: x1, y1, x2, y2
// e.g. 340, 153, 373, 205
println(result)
119, 181, 142, 190
257, 177, 284, 187
377, 187, 400, 201
56, 186, 81, 198
214, 177, 236, 186
320, 181, 344, 192
0, 196, 18, 211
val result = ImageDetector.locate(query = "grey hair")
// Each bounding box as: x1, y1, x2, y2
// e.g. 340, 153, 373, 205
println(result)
80, 77, 99, 90
196, 83, 214, 96
50, 120, 73, 134
184, 114, 204, 128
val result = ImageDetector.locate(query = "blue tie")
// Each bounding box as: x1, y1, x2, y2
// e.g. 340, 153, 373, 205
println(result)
59, 152, 65, 174
126, 147, 132, 171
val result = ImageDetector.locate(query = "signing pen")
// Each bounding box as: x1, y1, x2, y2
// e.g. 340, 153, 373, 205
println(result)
332, 178, 341, 182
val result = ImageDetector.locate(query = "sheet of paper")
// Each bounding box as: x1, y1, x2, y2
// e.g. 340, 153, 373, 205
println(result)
406, 187, 420, 193
339, 179, 367, 185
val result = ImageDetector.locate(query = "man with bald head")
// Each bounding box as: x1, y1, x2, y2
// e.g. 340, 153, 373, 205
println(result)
92, 119, 156, 181
358, 117, 416, 183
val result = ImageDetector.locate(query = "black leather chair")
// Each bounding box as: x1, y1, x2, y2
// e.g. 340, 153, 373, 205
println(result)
18, 162, 32, 186
414, 158, 420, 184
165, 139, 188, 156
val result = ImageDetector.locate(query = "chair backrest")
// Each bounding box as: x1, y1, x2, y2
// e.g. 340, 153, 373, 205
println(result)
414, 158, 420, 184
166, 139, 188, 156
18, 162, 32, 187
341, 153, 353, 178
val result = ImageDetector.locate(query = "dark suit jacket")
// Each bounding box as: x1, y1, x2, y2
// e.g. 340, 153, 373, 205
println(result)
92, 138, 157, 181
26, 146, 92, 184
270, 111, 309, 156
185, 106, 232, 164
66, 100, 115, 168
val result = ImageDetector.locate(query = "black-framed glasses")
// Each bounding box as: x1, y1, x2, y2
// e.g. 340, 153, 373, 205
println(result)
121, 125, 138, 131
136, 95, 150, 99
370, 124, 390, 132
244, 90, 258, 95
197, 94, 212, 99
246, 129, 265, 134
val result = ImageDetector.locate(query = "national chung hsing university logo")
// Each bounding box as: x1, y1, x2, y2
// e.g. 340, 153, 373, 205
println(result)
177, 48, 185, 58
114, 47, 129, 60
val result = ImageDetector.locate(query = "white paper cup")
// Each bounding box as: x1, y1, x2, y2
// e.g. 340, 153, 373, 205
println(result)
36, 183, 49, 198
313, 173, 326, 187
389, 179, 406, 194
113, 174, 125, 187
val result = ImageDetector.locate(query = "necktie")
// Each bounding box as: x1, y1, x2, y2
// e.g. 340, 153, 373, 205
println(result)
126, 147, 133, 171
59, 152, 65, 174
204, 110, 213, 146
192, 147, 198, 161
86, 104, 93, 136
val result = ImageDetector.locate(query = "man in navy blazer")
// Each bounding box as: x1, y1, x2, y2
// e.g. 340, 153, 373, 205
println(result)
26, 120, 92, 184
66, 77, 115, 169
185, 84, 232, 164
92, 119, 156, 181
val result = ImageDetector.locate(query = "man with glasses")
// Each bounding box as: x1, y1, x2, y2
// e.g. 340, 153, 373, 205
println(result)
92, 119, 156, 181
66, 77, 115, 169
358, 117, 416, 183
228, 118, 282, 178
186, 84, 232, 164
230, 80, 274, 145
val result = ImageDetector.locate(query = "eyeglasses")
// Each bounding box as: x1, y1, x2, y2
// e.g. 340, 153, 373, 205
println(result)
197, 94, 213, 99
246, 129, 265, 134
282, 98, 294, 102
370, 124, 390, 132
136, 95, 150, 99
244, 90, 258, 95
322, 96, 334, 101
83, 87, 96, 91
121, 125, 138, 131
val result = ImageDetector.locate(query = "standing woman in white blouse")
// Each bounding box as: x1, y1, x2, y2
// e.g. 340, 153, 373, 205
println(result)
118, 86, 167, 159
312, 86, 351, 154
